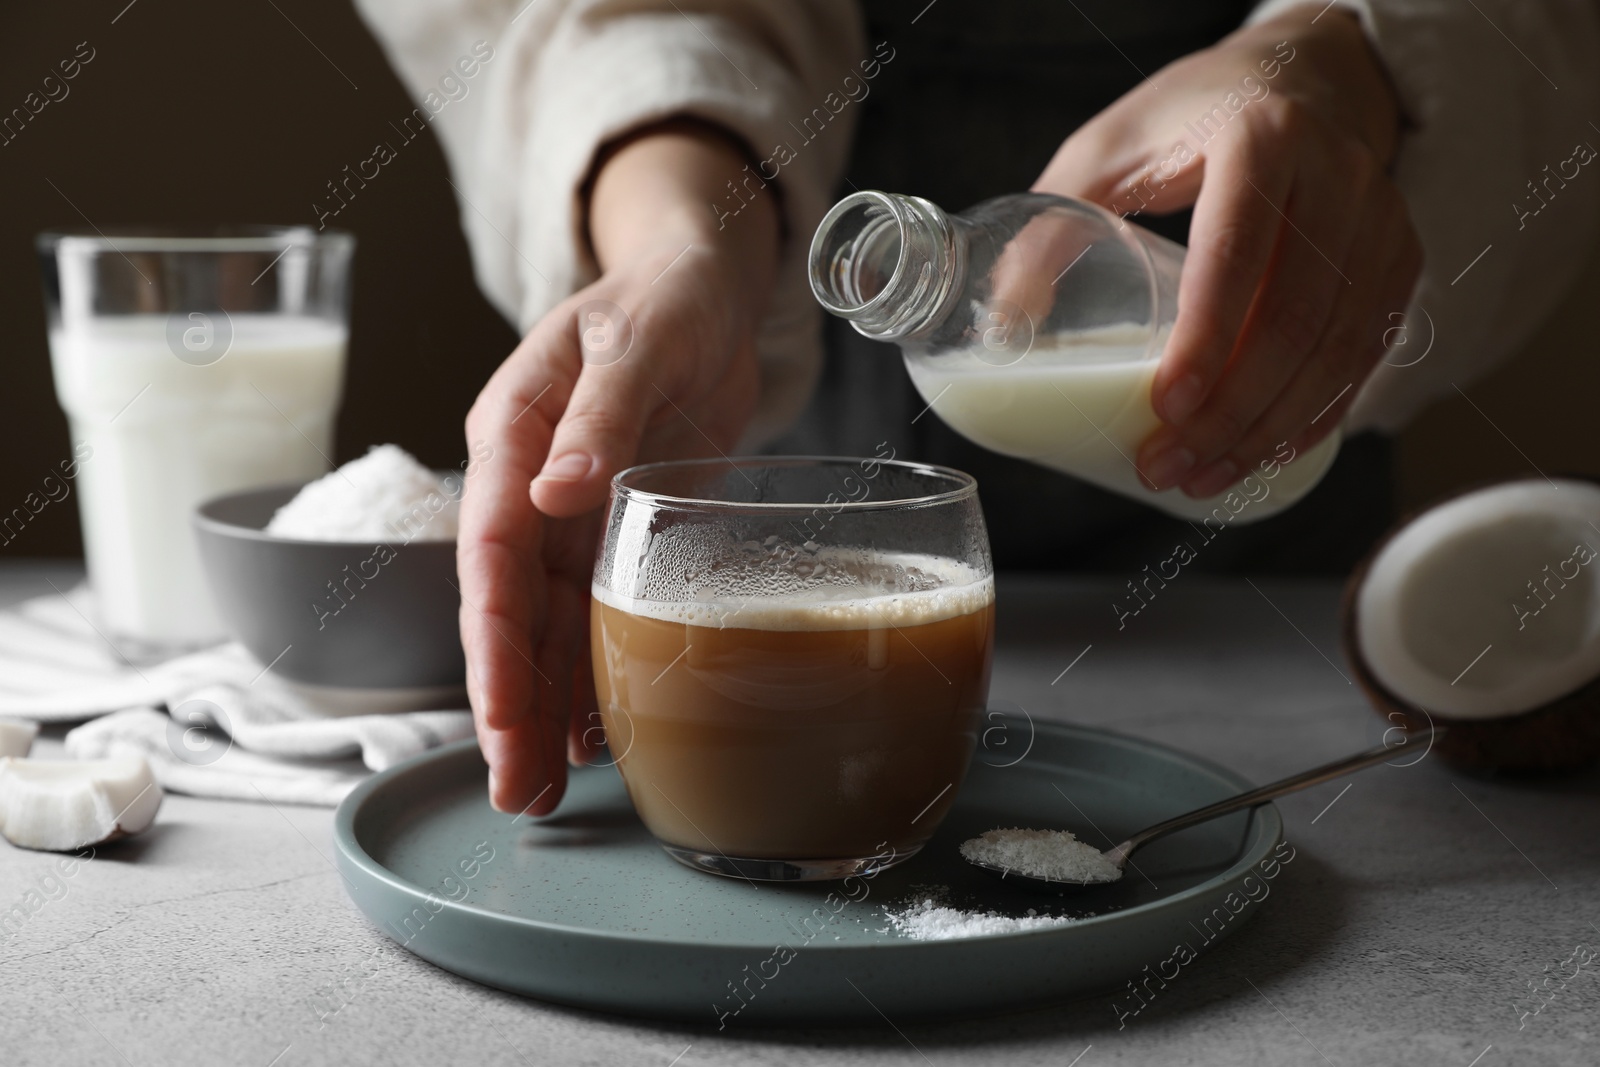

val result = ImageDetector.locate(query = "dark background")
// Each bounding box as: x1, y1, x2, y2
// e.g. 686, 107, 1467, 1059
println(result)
4, 0, 1599, 557
2, 0, 518, 558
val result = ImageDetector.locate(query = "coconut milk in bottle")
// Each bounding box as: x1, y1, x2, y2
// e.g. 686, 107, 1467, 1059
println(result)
809, 191, 1339, 522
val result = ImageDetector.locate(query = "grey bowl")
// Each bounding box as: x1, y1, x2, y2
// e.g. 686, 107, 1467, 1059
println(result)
193, 484, 464, 690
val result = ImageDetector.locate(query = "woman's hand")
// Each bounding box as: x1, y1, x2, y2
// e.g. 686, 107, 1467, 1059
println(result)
458, 121, 780, 814
1034, 4, 1422, 498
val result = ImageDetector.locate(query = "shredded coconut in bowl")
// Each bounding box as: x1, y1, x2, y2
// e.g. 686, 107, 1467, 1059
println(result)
265, 444, 460, 542
959, 828, 1123, 884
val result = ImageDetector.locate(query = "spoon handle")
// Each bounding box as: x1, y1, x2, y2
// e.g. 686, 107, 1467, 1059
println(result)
1106, 728, 1442, 866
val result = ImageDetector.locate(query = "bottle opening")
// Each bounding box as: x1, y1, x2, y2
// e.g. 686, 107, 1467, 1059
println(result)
808, 191, 907, 316
808, 191, 959, 340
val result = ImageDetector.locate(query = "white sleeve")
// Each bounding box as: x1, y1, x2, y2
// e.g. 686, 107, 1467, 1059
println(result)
1248, 0, 1600, 433
351, 0, 868, 445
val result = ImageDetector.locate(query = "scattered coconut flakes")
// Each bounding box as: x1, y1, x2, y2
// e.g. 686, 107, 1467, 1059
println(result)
266, 444, 459, 542
886, 898, 1080, 941
959, 828, 1122, 884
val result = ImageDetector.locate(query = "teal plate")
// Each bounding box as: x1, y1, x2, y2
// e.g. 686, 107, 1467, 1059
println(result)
333, 716, 1283, 1025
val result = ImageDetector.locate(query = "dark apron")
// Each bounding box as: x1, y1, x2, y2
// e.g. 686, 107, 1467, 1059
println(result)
769, 0, 1394, 574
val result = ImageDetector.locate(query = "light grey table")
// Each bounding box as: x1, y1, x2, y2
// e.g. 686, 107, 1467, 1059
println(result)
2, 560, 1595, 1067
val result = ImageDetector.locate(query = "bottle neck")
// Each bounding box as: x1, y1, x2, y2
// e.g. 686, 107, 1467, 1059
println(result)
808, 191, 964, 342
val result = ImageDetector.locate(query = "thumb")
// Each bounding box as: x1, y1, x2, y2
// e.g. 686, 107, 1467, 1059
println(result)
530, 299, 652, 518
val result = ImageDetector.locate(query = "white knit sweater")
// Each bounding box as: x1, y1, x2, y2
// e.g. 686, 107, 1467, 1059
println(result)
354, 0, 1600, 441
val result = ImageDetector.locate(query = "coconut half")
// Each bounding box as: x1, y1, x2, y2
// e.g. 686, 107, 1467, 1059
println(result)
1343, 477, 1600, 771
0, 755, 163, 851
0, 719, 37, 758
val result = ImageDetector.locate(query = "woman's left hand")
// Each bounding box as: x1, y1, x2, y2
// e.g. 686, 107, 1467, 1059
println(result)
1034, 3, 1422, 498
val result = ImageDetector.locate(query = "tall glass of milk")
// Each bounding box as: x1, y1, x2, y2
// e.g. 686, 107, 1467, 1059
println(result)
808, 191, 1339, 523
38, 228, 354, 652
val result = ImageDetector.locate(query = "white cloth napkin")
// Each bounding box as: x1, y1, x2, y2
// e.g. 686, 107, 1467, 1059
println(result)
0, 585, 474, 806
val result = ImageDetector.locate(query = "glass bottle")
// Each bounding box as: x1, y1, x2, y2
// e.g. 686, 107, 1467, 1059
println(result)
807, 190, 1340, 523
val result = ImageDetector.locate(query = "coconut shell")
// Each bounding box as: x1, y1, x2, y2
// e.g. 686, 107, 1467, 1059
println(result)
1339, 477, 1600, 773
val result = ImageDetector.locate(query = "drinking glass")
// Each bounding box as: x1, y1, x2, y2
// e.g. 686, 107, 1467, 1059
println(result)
38, 227, 354, 652
590, 456, 995, 881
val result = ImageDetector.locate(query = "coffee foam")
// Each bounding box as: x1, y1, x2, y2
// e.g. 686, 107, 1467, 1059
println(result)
593, 551, 994, 632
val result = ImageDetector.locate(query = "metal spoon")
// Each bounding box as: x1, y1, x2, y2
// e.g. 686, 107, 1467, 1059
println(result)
963, 727, 1443, 892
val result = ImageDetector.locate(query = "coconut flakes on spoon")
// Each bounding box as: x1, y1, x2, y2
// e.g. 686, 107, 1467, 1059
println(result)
960, 827, 1123, 884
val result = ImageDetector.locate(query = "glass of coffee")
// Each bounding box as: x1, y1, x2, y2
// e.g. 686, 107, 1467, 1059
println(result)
590, 456, 995, 882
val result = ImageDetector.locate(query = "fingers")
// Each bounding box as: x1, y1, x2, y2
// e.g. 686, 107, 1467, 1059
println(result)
527, 567, 584, 806
475, 705, 554, 816
1204, 183, 1422, 475
984, 213, 1092, 344
531, 280, 719, 518
1032, 91, 1206, 217
459, 283, 647, 802
459, 347, 570, 739
1140, 133, 1369, 491
527, 295, 659, 516
530, 363, 651, 518
1150, 115, 1294, 447
457, 318, 585, 812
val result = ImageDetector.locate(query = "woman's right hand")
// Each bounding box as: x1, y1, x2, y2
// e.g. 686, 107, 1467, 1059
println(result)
458, 121, 781, 815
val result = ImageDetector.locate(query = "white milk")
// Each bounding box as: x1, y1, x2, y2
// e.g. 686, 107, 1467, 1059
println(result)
905, 325, 1339, 523
49, 314, 346, 645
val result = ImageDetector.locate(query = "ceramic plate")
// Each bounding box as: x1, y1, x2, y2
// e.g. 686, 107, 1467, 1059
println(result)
333, 716, 1283, 1024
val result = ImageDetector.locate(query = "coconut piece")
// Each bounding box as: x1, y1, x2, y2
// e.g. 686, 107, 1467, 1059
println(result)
0, 719, 37, 758
1343, 477, 1600, 771
0, 755, 162, 851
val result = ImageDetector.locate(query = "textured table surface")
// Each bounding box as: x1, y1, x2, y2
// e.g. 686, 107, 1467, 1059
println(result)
2, 559, 1595, 1067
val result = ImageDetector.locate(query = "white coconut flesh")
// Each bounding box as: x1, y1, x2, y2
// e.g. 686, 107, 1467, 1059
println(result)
0, 755, 162, 852
0, 719, 37, 758
1356, 479, 1600, 720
